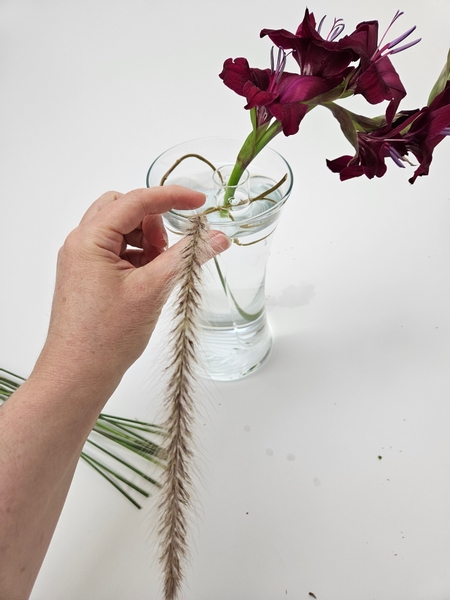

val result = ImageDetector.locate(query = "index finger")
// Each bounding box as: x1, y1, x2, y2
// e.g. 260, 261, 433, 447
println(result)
89, 186, 206, 235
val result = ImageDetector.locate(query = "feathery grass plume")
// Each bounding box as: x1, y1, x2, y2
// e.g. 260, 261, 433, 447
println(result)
157, 213, 211, 600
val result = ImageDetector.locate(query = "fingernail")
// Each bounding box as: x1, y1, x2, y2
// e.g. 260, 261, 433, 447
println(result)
209, 230, 231, 253
156, 228, 169, 251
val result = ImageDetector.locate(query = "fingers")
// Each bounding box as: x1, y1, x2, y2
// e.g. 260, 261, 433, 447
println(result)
206, 230, 231, 256
122, 218, 164, 250
158, 229, 230, 274
142, 214, 168, 254
90, 186, 206, 236
120, 247, 162, 268
79, 191, 124, 224
136, 229, 230, 299
120, 215, 167, 262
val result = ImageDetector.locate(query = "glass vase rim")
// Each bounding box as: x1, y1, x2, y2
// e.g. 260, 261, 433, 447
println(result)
146, 136, 294, 226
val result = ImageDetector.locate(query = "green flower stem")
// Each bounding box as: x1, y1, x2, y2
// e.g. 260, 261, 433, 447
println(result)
223, 120, 282, 206
213, 257, 264, 322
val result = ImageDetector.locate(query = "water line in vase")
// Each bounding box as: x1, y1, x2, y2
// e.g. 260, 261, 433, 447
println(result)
156, 151, 287, 219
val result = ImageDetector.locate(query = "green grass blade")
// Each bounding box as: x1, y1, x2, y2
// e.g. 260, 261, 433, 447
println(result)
80, 453, 142, 509
85, 439, 161, 487
81, 452, 150, 497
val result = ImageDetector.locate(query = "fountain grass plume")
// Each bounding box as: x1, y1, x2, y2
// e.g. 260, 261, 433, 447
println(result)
157, 213, 211, 600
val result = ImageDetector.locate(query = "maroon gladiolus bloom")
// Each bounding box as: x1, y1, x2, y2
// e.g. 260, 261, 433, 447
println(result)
262, 9, 420, 124
326, 82, 450, 183
404, 82, 450, 182
219, 50, 338, 136
341, 12, 419, 123
326, 128, 407, 180
218, 8, 446, 192
261, 9, 356, 84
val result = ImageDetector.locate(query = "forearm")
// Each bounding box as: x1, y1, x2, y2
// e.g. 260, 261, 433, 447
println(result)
0, 187, 229, 599
0, 367, 112, 600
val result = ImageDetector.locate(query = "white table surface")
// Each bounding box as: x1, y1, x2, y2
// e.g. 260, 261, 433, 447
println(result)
2, 1, 450, 598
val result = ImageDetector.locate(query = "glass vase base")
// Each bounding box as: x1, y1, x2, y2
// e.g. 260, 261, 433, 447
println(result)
196, 317, 273, 382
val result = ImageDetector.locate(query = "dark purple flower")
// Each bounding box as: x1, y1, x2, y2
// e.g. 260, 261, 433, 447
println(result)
260, 9, 356, 83
326, 82, 450, 183
262, 10, 420, 125
219, 53, 338, 136
403, 81, 450, 182
326, 128, 405, 180
340, 12, 420, 123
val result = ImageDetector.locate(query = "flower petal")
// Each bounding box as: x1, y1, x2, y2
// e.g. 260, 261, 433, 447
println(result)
278, 73, 341, 103
243, 80, 278, 109
269, 102, 308, 136
219, 57, 251, 96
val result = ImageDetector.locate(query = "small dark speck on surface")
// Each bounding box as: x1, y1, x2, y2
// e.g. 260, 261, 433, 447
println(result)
378, 455, 382, 460
309, 593, 317, 599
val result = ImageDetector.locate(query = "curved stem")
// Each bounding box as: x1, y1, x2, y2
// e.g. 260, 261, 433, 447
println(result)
158, 153, 222, 186
213, 257, 263, 322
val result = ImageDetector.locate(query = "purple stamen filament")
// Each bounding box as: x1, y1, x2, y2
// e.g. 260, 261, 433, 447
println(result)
269, 47, 288, 92
317, 15, 327, 36
387, 145, 406, 168
325, 17, 345, 42
372, 11, 420, 61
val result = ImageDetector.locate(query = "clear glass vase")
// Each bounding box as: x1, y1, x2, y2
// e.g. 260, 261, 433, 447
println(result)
146, 137, 293, 381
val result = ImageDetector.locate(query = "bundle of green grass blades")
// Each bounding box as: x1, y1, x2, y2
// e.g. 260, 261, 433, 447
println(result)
0, 368, 165, 509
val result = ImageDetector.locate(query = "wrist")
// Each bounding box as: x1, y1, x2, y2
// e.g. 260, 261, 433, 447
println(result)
26, 346, 121, 439
33, 335, 125, 406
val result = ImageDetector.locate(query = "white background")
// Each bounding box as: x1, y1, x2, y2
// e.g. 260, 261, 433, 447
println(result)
1, 1, 450, 598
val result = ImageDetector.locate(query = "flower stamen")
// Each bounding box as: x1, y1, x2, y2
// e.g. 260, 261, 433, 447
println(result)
387, 145, 406, 168
377, 10, 404, 49
317, 15, 327, 36
269, 47, 288, 89
373, 12, 421, 61
322, 17, 345, 42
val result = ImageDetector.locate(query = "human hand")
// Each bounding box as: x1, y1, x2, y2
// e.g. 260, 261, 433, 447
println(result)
33, 186, 229, 398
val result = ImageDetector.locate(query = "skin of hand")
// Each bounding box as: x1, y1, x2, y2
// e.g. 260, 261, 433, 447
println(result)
36, 185, 230, 400
0, 186, 230, 600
